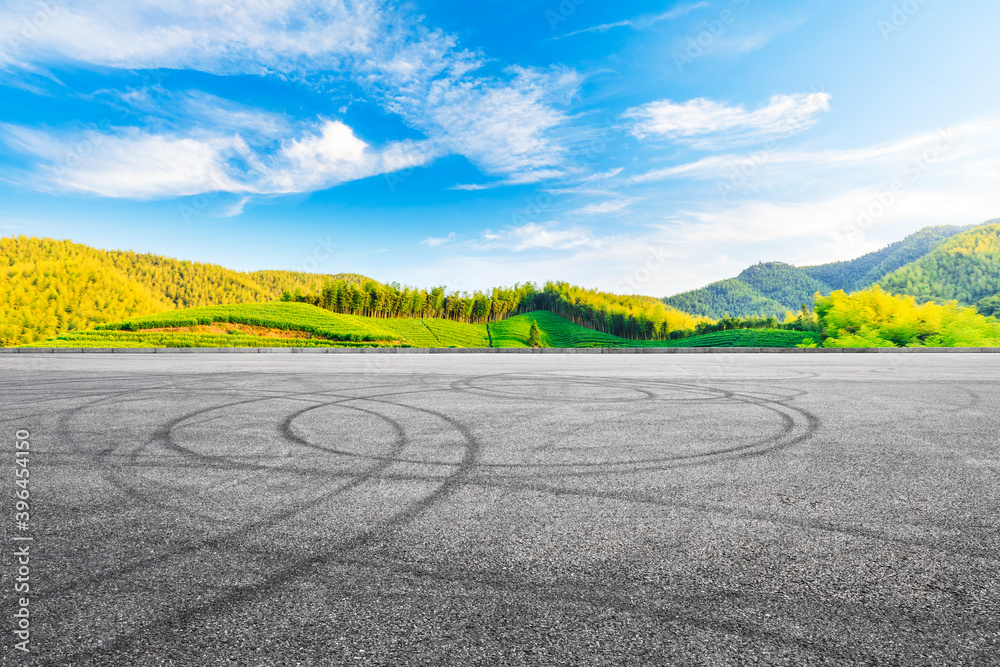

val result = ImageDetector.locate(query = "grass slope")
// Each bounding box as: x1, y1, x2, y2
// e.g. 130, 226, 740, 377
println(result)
26, 305, 817, 349
490, 311, 629, 348
356, 316, 491, 348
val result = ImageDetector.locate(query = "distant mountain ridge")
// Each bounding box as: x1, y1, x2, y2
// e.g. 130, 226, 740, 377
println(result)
662, 223, 993, 318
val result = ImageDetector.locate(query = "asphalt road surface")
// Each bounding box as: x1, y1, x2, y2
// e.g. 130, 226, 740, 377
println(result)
1, 354, 998, 666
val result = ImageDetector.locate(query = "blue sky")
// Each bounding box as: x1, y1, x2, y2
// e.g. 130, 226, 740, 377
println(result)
2, 0, 1000, 296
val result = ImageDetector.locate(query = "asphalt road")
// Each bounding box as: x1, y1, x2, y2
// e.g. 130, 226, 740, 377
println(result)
1, 354, 998, 666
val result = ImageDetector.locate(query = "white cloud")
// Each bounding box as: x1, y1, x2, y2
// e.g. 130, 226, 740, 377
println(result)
409, 66, 580, 180
1, 119, 438, 198
0, 0, 379, 75
573, 199, 635, 216
623, 92, 832, 148
480, 223, 607, 252
3, 124, 241, 198
421, 232, 457, 247
580, 167, 624, 182
628, 116, 1000, 287
0, 1, 579, 190
555, 2, 710, 40
627, 120, 980, 186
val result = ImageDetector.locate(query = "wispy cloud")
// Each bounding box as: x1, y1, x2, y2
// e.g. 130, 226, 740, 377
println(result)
409, 66, 580, 181
623, 92, 832, 149
0, 0, 379, 75
555, 2, 710, 40
572, 199, 636, 216
1, 118, 439, 198
421, 232, 457, 247
0, 1, 579, 193
633, 116, 1000, 271
481, 223, 608, 252
627, 121, 981, 185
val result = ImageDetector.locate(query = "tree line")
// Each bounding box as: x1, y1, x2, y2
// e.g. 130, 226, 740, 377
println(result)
283, 279, 821, 342
282, 282, 539, 324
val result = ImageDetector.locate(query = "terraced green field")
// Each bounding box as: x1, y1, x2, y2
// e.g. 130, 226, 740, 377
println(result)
489, 311, 626, 348
353, 317, 439, 347
424, 318, 491, 347
23, 303, 818, 349
648, 329, 821, 348
97, 302, 399, 342
21, 331, 394, 348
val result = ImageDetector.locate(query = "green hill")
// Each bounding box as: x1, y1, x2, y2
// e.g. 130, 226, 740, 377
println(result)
662, 224, 980, 318
489, 311, 629, 348
655, 278, 789, 321
26, 304, 817, 349
1, 235, 703, 347
738, 262, 830, 312
877, 223, 1000, 306
0, 235, 376, 346
803, 224, 977, 293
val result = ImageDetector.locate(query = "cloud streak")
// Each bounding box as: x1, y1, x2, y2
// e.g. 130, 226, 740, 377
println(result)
0, 0, 579, 195
555, 2, 710, 40
1, 118, 439, 198
623, 92, 832, 149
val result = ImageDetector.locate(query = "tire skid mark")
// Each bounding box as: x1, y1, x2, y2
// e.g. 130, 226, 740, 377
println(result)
445, 373, 818, 473
39, 380, 474, 603
455, 476, 1000, 563
54, 394, 484, 666
294, 554, 878, 662
38, 391, 413, 601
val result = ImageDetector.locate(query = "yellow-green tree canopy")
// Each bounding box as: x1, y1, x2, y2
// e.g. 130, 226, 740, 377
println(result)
815, 286, 1000, 347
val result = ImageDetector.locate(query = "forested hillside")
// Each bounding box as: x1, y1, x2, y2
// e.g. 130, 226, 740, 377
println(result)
803, 225, 976, 293
662, 223, 981, 318
878, 224, 1000, 306
4, 223, 999, 347
0, 236, 706, 346
0, 236, 374, 346
738, 263, 830, 312
659, 278, 789, 320
533, 282, 705, 339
